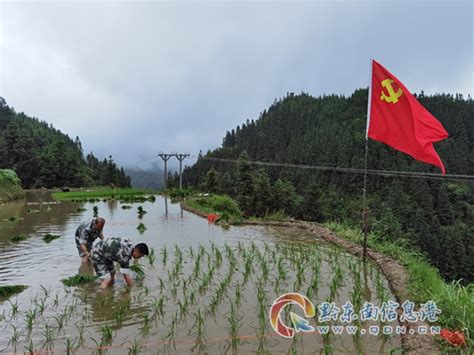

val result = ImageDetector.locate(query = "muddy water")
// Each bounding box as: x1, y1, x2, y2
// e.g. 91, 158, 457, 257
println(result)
0, 192, 402, 354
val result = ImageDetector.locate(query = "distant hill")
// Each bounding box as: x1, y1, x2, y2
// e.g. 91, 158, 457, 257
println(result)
126, 164, 164, 190
182, 89, 474, 283
0, 97, 130, 189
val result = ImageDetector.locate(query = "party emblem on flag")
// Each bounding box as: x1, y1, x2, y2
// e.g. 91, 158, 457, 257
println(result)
380, 79, 403, 104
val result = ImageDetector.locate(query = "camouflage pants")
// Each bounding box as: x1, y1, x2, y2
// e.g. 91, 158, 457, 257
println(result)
75, 234, 93, 257
91, 254, 115, 279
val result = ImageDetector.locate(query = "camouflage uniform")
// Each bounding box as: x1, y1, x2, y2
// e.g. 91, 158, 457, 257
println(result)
90, 237, 133, 279
75, 218, 102, 257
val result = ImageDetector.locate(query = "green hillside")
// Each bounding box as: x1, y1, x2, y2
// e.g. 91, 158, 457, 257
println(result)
0, 97, 130, 189
181, 89, 474, 283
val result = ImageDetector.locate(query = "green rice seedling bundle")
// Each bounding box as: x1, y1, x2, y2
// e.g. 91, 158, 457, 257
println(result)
129, 263, 145, 279
43, 234, 60, 243
62, 274, 97, 287
136, 223, 147, 233
10, 234, 29, 242
0, 285, 27, 298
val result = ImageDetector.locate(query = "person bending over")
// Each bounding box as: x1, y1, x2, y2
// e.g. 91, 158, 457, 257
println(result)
90, 237, 149, 289
75, 217, 105, 263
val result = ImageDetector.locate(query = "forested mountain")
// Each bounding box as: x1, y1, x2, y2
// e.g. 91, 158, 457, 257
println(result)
0, 97, 130, 189
181, 89, 474, 283
125, 164, 164, 190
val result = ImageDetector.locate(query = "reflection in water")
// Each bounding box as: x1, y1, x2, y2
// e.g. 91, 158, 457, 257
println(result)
0, 192, 402, 354
78, 261, 94, 276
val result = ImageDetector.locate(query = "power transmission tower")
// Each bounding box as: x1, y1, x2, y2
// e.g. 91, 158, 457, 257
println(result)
158, 153, 173, 190
175, 153, 190, 189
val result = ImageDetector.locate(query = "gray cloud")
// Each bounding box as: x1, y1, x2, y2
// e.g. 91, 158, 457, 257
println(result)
1, 1, 472, 169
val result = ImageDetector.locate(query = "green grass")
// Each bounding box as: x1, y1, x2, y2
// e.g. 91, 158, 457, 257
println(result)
183, 194, 242, 223
325, 221, 473, 351
62, 274, 97, 287
52, 188, 148, 200
0, 285, 27, 299
0, 169, 25, 203
43, 234, 60, 243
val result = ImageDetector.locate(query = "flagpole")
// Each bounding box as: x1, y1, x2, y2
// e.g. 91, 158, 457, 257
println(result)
362, 58, 373, 262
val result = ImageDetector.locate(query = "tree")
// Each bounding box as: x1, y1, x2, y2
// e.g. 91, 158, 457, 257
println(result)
237, 151, 254, 215
206, 168, 219, 193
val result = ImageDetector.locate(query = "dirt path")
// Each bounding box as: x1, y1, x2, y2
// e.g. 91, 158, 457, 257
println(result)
182, 204, 438, 354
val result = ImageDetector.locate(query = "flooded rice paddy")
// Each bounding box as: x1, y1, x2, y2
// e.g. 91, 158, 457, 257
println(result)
0, 192, 401, 354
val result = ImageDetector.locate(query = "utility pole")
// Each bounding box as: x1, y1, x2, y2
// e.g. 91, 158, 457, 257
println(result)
175, 153, 190, 189
158, 153, 173, 190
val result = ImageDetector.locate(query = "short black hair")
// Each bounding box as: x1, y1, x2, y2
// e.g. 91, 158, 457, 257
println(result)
134, 243, 149, 256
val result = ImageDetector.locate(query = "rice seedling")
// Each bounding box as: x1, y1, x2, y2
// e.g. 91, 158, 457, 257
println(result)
234, 282, 243, 308
36, 297, 46, 315
10, 234, 30, 242
121, 205, 132, 209
43, 233, 60, 243
190, 308, 206, 353
139, 313, 151, 336
330, 265, 344, 300
260, 259, 269, 283
76, 323, 86, 347
189, 289, 197, 305
93, 205, 99, 217
64, 337, 78, 355
8, 299, 19, 318
53, 293, 60, 308
5, 216, 20, 223
128, 337, 142, 354
150, 296, 166, 319
161, 246, 168, 265
136, 222, 147, 233
144, 248, 156, 267
227, 302, 240, 353
76, 207, 87, 212
114, 306, 127, 326
177, 298, 189, 319
42, 323, 55, 350
158, 277, 164, 292
99, 324, 113, 345
43, 205, 52, 212
25, 309, 36, 333
375, 271, 388, 303
215, 248, 222, 269
54, 313, 67, 331
62, 274, 97, 286
24, 339, 35, 354
26, 208, 39, 214
147, 195, 156, 202
8, 325, 21, 349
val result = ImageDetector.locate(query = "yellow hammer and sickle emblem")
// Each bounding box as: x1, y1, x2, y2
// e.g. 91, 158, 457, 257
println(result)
380, 78, 403, 104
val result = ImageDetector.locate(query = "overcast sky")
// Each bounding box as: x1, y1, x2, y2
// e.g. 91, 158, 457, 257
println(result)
1, 0, 472, 170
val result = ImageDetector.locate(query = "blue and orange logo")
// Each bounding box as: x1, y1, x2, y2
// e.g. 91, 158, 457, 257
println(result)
269, 293, 316, 338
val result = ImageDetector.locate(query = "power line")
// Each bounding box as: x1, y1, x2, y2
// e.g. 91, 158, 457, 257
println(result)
200, 156, 474, 182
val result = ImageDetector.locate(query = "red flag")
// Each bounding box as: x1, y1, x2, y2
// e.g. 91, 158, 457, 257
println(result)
367, 60, 449, 174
